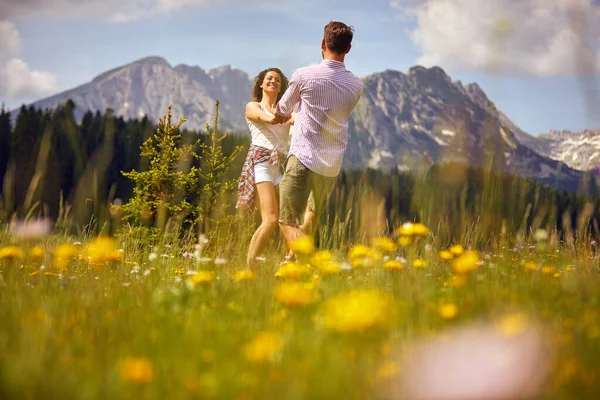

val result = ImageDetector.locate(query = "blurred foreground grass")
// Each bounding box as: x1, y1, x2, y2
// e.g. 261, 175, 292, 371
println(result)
1, 224, 599, 400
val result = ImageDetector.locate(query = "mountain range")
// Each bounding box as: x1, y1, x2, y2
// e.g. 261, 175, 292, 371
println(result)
10, 56, 599, 193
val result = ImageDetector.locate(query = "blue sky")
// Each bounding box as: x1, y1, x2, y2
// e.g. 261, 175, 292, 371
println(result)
1, 0, 599, 135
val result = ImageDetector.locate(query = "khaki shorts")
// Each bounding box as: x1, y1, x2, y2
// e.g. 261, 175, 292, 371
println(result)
279, 155, 337, 226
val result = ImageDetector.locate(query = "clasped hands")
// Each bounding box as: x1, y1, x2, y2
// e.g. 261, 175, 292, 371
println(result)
267, 114, 292, 125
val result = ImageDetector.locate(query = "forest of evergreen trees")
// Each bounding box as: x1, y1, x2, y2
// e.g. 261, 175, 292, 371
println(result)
1, 100, 599, 243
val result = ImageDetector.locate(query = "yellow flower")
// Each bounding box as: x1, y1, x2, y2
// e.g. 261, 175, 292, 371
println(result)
317, 261, 342, 274
348, 245, 382, 268
397, 222, 429, 236
541, 266, 557, 275
524, 261, 538, 271
316, 290, 392, 333
83, 236, 122, 264
274, 262, 311, 280
288, 235, 315, 256
439, 303, 458, 320
398, 236, 412, 247
376, 360, 401, 380
497, 313, 529, 336
273, 281, 317, 307
384, 260, 404, 270
372, 237, 397, 253
0, 246, 24, 260
190, 270, 214, 286
243, 331, 284, 364
311, 250, 334, 266
452, 251, 479, 274
412, 223, 430, 236
449, 244, 464, 256
412, 258, 427, 268
53, 244, 79, 269
310, 251, 342, 274
397, 222, 415, 236
233, 269, 255, 282
28, 246, 45, 260
444, 274, 467, 288
119, 357, 153, 384
348, 244, 371, 260
439, 250, 453, 261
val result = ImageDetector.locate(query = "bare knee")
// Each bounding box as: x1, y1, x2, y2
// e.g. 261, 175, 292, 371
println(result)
262, 215, 279, 232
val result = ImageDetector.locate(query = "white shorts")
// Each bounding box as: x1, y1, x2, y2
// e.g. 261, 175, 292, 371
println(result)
254, 161, 283, 185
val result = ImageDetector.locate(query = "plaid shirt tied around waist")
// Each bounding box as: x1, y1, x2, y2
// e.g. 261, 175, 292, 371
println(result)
236, 145, 285, 212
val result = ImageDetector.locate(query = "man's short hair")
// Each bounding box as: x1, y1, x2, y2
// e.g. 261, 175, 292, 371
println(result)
323, 21, 354, 54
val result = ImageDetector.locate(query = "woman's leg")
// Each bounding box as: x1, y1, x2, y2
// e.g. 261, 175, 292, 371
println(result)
246, 181, 279, 269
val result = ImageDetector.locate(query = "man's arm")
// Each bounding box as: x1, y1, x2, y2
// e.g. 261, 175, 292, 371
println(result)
274, 70, 302, 122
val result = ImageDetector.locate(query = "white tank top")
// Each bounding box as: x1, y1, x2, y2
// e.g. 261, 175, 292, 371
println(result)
247, 103, 290, 154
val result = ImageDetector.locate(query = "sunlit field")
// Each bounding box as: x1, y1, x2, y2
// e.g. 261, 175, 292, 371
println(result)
1, 222, 599, 400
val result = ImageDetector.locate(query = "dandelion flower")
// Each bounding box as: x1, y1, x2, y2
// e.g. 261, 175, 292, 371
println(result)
445, 274, 467, 288
452, 251, 479, 274
497, 313, 529, 337
53, 244, 78, 270
541, 266, 557, 275
449, 244, 464, 256
397, 222, 429, 237
316, 290, 392, 333
384, 260, 404, 270
243, 331, 284, 364
413, 258, 427, 268
439, 303, 459, 320
348, 245, 382, 268
372, 237, 397, 253
84, 236, 123, 264
119, 357, 153, 384
233, 269, 255, 282
348, 244, 371, 260
288, 235, 315, 255
439, 250, 453, 261
28, 246, 45, 260
398, 236, 412, 247
273, 281, 317, 307
189, 270, 214, 286
0, 246, 24, 260
274, 262, 311, 280
524, 261, 538, 271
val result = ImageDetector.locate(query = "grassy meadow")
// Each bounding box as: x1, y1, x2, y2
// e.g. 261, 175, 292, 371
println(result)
1, 221, 600, 400
2, 103, 600, 399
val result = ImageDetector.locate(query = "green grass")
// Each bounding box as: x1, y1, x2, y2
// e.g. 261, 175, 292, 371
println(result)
1, 229, 599, 400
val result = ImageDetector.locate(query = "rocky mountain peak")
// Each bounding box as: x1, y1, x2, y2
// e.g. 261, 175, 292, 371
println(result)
407, 65, 452, 87
464, 82, 489, 104
92, 56, 170, 83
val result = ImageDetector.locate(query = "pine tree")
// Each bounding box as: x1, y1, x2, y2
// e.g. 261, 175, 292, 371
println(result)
194, 100, 244, 233
122, 105, 196, 230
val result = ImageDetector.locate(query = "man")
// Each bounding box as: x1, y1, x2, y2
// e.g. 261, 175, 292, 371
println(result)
273, 21, 363, 247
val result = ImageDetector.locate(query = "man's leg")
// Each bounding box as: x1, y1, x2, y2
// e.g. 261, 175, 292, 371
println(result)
305, 171, 337, 235
279, 156, 310, 245
299, 193, 317, 236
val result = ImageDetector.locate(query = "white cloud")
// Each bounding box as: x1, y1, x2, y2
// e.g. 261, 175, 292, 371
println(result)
0, 0, 224, 23
0, 19, 58, 101
0, 20, 20, 59
0, 58, 58, 99
395, 0, 600, 77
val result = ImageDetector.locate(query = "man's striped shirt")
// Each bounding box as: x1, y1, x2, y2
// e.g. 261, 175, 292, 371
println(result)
275, 59, 363, 177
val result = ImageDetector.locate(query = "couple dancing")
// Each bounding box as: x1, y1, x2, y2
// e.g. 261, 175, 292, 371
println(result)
237, 21, 363, 269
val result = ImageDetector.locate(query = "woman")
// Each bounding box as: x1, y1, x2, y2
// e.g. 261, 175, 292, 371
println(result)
237, 68, 294, 269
